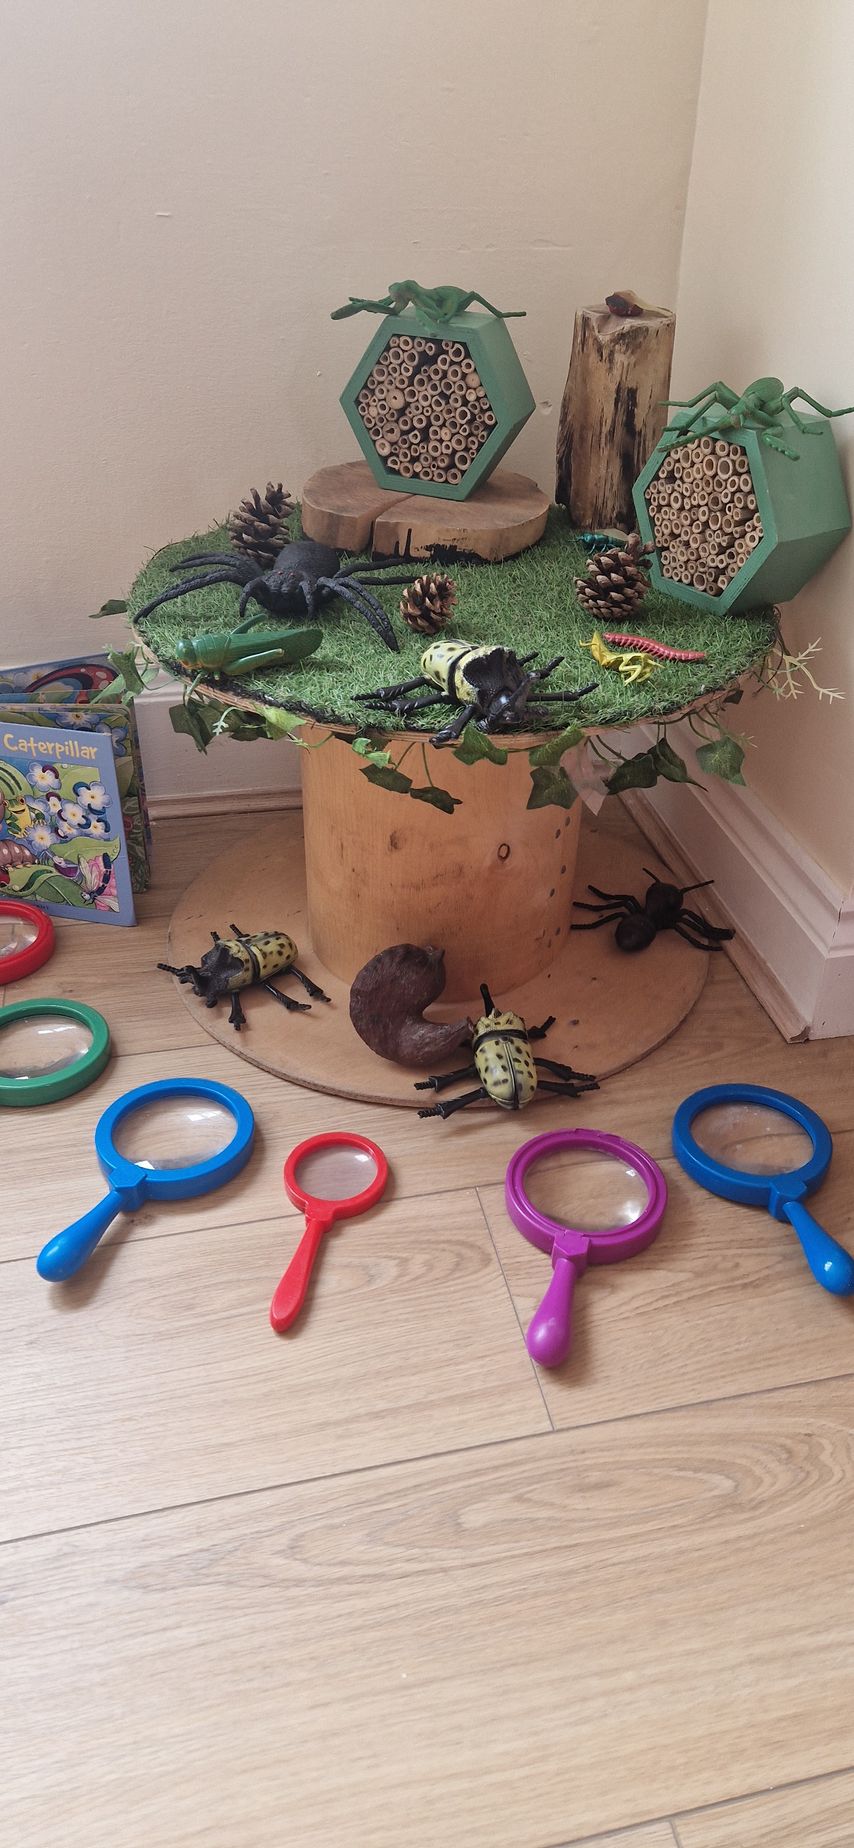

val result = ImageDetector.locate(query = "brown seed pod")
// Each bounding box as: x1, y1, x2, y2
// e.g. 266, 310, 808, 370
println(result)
349, 944, 469, 1069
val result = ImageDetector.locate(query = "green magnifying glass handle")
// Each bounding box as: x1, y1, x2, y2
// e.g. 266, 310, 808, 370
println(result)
36, 1191, 124, 1282
783, 1200, 854, 1296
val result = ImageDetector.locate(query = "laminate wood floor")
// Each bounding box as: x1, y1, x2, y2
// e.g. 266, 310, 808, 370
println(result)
3, 807, 853, 1848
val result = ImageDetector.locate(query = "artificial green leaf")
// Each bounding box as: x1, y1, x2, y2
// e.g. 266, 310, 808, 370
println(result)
605, 751, 659, 794
452, 723, 508, 767
361, 764, 412, 794
264, 707, 307, 741
169, 701, 211, 752
352, 735, 392, 768
651, 737, 692, 783
89, 599, 128, 618
91, 649, 146, 703
528, 723, 584, 768
48, 833, 121, 866
696, 733, 746, 784
526, 765, 578, 811
409, 784, 462, 813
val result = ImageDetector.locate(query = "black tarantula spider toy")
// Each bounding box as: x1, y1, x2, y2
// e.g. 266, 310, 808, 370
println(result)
356, 638, 596, 744
133, 538, 416, 653
573, 868, 735, 953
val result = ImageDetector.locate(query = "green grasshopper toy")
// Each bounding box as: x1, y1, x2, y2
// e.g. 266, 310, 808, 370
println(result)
173, 613, 323, 677
331, 280, 525, 326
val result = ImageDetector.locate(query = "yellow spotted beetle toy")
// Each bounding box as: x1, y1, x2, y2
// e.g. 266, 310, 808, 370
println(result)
356, 640, 595, 745
415, 983, 598, 1118
158, 923, 330, 1031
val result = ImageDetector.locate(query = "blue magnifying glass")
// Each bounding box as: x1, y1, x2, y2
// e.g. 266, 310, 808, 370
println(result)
673, 1082, 854, 1295
36, 1077, 255, 1282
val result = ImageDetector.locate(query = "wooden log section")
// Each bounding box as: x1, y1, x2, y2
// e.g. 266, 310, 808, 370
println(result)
556, 298, 676, 530
301, 462, 549, 562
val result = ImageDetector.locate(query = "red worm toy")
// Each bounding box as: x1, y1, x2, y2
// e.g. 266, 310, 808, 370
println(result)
603, 633, 707, 662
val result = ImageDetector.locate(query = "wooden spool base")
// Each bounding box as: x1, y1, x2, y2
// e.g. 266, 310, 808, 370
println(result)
300, 461, 550, 561
166, 809, 708, 1108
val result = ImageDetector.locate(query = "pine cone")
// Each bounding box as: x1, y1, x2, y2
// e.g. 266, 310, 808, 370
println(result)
400, 573, 457, 636
228, 482, 295, 569
575, 533, 653, 620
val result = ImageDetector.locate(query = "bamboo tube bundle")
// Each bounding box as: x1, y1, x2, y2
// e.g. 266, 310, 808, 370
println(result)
353, 335, 499, 486
643, 437, 764, 597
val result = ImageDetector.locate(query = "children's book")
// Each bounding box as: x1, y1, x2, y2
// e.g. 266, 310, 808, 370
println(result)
0, 655, 152, 928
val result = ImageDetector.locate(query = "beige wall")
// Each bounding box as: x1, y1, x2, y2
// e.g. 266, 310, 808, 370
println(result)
1, 0, 707, 668
673, 0, 854, 889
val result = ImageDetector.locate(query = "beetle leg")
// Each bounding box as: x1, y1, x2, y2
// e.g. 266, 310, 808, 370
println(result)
417, 1086, 488, 1119
134, 570, 246, 623
288, 964, 331, 1002
356, 674, 429, 701
414, 1063, 478, 1093
316, 576, 399, 652
536, 1078, 599, 1098
228, 992, 247, 1030
431, 701, 480, 745
261, 981, 310, 1012
527, 1016, 556, 1041
531, 681, 597, 702
535, 1057, 598, 1085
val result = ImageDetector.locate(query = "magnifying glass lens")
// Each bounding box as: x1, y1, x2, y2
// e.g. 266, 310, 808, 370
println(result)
523, 1145, 650, 1233
0, 1013, 93, 1080
295, 1143, 378, 1201
112, 1096, 238, 1170
690, 1100, 814, 1174
0, 914, 39, 958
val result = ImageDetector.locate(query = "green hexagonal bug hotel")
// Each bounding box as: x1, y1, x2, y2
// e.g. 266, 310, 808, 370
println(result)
332, 282, 536, 501
633, 377, 853, 613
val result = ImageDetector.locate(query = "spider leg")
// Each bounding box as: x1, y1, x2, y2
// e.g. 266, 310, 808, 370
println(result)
535, 1057, 598, 1084
238, 579, 269, 619
134, 570, 246, 622
289, 964, 331, 1002
170, 553, 256, 578
316, 577, 399, 652
678, 908, 734, 941
261, 981, 310, 1012
671, 922, 724, 951
417, 1086, 489, 1119
571, 911, 627, 930
432, 701, 480, 745
414, 1063, 478, 1093
583, 885, 641, 910
528, 1016, 556, 1042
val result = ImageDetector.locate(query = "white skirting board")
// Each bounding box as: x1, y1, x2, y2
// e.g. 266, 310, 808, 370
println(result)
137, 688, 854, 1041
615, 725, 854, 1043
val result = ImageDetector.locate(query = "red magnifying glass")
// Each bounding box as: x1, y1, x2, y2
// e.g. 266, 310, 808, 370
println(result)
270, 1131, 390, 1333
0, 900, 56, 984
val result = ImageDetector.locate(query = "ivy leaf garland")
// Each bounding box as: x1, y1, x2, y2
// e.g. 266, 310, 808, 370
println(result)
452, 723, 508, 767
695, 732, 746, 784
527, 764, 578, 810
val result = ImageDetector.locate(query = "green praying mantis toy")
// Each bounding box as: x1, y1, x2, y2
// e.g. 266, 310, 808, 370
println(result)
331, 281, 525, 328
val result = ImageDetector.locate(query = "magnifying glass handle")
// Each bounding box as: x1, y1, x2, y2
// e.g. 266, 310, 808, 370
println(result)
36, 1190, 124, 1282
526, 1255, 580, 1368
270, 1214, 331, 1332
783, 1200, 854, 1296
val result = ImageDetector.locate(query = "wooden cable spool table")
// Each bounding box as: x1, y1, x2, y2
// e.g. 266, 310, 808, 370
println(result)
132, 504, 775, 1106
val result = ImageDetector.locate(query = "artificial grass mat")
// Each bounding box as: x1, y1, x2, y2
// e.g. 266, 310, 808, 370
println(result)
129, 507, 777, 733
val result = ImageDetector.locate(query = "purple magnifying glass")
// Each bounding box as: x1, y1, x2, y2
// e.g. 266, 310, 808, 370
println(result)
505, 1128, 668, 1369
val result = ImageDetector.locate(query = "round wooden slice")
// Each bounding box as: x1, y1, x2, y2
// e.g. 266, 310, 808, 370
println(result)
165, 808, 708, 1107
301, 461, 550, 561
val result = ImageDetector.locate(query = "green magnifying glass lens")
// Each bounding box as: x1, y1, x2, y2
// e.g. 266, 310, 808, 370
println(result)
112, 1096, 239, 1170
0, 1000, 110, 1106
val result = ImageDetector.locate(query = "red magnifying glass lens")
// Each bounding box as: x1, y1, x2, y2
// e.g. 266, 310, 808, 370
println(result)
0, 901, 56, 984
284, 1132, 389, 1214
